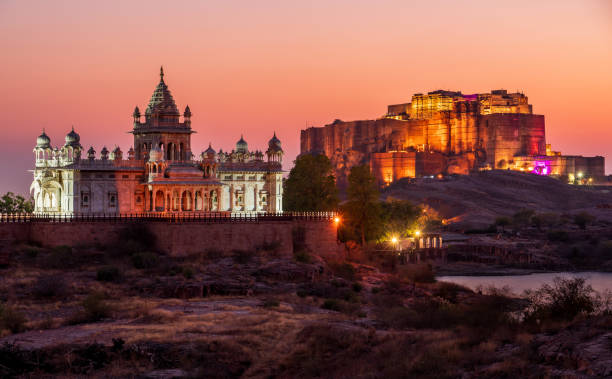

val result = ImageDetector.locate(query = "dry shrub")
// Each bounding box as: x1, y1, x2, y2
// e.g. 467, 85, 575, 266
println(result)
137, 309, 181, 324
396, 263, 435, 283
33, 275, 68, 299
0, 303, 26, 333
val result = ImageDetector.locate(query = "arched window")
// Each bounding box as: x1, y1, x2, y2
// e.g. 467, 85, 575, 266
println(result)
179, 143, 184, 161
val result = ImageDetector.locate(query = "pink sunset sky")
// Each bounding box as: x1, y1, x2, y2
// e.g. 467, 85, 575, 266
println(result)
0, 0, 611, 195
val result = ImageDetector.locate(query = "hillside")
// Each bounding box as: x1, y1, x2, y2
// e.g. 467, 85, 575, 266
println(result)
383, 170, 612, 228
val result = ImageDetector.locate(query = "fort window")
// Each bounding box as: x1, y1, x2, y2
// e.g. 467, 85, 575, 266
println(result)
109, 174, 115, 178
122, 174, 129, 179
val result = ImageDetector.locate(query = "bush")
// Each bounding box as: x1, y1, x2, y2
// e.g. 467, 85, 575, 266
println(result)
512, 209, 535, 227
45, 245, 74, 269
352, 282, 363, 293
397, 263, 435, 283
524, 277, 599, 323
574, 212, 595, 230
33, 275, 68, 298
81, 292, 112, 322
182, 266, 195, 279
329, 262, 356, 281
262, 299, 280, 308
294, 250, 311, 263
96, 266, 121, 282
322, 299, 343, 311
0, 304, 26, 333
131, 252, 159, 269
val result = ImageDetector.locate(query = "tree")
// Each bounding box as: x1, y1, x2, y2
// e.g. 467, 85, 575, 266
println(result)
283, 154, 339, 211
0, 192, 34, 214
344, 165, 381, 245
380, 200, 422, 239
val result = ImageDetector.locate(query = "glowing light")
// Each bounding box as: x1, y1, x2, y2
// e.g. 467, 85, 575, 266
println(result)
531, 161, 551, 176
577, 172, 583, 178
391, 237, 398, 243
334, 217, 340, 224
414, 230, 421, 237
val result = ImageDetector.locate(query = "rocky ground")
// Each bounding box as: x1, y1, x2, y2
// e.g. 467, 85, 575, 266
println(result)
383, 170, 612, 229
1, 240, 611, 378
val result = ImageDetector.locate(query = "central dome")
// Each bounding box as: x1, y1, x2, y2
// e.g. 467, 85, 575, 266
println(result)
145, 67, 179, 117
236, 135, 248, 153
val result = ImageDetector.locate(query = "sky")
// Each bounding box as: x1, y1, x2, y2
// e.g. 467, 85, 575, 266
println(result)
0, 0, 611, 195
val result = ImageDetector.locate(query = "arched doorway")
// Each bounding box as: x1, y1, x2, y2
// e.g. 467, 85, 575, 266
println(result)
181, 191, 193, 211
155, 190, 164, 212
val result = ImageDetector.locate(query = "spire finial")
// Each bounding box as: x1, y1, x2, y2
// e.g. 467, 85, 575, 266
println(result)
71, 125, 74, 132
160, 66, 164, 80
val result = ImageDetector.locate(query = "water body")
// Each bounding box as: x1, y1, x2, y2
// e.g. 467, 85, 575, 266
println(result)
437, 272, 612, 295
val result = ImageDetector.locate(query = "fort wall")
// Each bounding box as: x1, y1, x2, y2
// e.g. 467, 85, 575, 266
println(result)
0, 220, 341, 258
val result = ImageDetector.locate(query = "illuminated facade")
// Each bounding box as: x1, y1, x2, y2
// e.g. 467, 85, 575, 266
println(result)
31, 68, 284, 214
301, 89, 604, 188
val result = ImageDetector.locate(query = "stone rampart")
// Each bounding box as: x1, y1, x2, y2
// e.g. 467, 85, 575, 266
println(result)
0, 220, 341, 258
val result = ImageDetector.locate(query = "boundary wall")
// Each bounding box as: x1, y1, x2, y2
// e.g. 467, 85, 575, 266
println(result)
0, 216, 340, 258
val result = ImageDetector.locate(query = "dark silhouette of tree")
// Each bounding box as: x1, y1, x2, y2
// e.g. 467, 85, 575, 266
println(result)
344, 165, 381, 245
283, 154, 339, 211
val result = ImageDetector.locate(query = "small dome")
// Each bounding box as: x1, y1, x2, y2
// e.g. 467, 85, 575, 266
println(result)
236, 135, 248, 153
184, 105, 191, 118
133, 106, 141, 118
268, 132, 282, 151
65, 127, 80, 146
203, 143, 216, 157
36, 130, 51, 148
148, 146, 163, 162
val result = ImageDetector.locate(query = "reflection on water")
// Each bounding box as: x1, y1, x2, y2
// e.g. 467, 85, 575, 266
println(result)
437, 272, 612, 295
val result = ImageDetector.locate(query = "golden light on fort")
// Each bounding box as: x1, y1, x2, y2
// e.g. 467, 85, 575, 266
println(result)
391, 236, 398, 244
414, 230, 421, 237
334, 216, 341, 224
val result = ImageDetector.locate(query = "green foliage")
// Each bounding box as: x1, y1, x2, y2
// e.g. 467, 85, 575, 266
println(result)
283, 154, 339, 211
182, 266, 195, 279
379, 200, 422, 239
262, 299, 280, 308
512, 209, 535, 226
524, 277, 600, 323
0, 303, 26, 333
131, 252, 159, 269
494, 216, 511, 231
342, 165, 382, 245
574, 212, 595, 230
321, 299, 343, 311
81, 292, 112, 322
96, 266, 121, 282
329, 262, 356, 281
0, 192, 34, 213
294, 250, 311, 263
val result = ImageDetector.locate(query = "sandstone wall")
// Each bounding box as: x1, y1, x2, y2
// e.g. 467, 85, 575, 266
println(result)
0, 220, 341, 259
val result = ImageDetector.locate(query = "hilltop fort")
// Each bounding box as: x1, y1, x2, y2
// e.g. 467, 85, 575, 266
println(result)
300, 89, 604, 190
